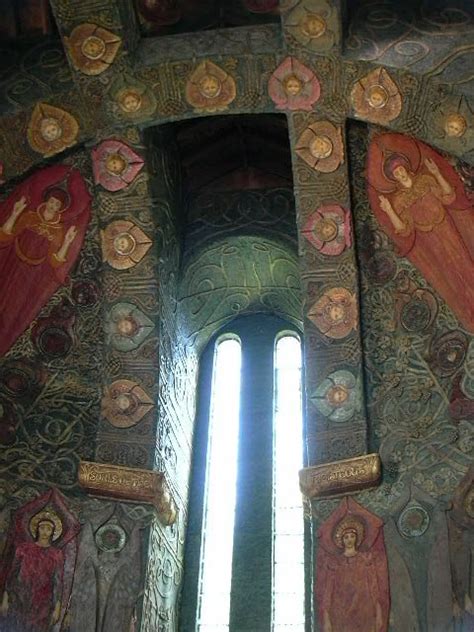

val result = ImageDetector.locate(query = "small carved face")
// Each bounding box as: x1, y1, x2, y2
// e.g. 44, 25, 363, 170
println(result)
444, 113, 467, 138
309, 135, 333, 160
327, 385, 348, 406
115, 393, 134, 413
315, 218, 337, 242
342, 529, 357, 548
327, 303, 345, 323
40, 118, 63, 142
119, 90, 142, 113
105, 153, 128, 175
284, 75, 303, 97
116, 316, 139, 337
81, 35, 106, 60
301, 13, 326, 38
366, 84, 388, 109
113, 232, 136, 255
37, 520, 54, 542
198, 74, 222, 99
393, 165, 412, 187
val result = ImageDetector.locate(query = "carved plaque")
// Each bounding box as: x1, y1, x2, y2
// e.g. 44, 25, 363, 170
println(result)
299, 453, 381, 498
78, 460, 176, 525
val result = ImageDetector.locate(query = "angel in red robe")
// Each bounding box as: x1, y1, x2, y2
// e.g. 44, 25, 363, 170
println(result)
315, 497, 390, 632
0, 489, 79, 632
367, 133, 474, 332
0, 165, 91, 356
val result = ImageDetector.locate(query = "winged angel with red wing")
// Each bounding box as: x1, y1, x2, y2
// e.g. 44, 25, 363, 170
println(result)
0, 165, 91, 356
367, 133, 474, 332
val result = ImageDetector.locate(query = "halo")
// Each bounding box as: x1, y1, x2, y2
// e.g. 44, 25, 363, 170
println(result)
333, 516, 365, 549
29, 507, 63, 542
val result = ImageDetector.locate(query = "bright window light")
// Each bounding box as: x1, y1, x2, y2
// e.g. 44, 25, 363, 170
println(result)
272, 335, 305, 632
197, 337, 242, 632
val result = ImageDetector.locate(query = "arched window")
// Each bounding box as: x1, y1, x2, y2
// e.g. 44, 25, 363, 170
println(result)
180, 315, 308, 631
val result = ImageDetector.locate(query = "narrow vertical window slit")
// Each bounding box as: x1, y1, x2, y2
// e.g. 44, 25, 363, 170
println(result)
197, 337, 242, 632
272, 334, 305, 631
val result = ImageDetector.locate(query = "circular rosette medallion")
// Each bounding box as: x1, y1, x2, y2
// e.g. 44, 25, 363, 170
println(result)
308, 287, 358, 339
311, 370, 361, 422
351, 67, 402, 124
27, 103, 79, 157
185, 61, 236, 113
95, 523, 127, 553
302, 204, 352, 256
397, 503, 430, 538
92, 140, 144, 192
296, 121, 344, 173
268, 57, 321, 111
430, 330, 468, 377
65, 23, 121, 75
101, 379, 154, 428
101, 220, 152, 270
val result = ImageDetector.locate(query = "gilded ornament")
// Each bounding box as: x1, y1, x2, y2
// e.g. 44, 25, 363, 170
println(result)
92, 140, 144, 191
101, 220, 152, 270
101, 379, 154, 428
296, 121, 344, 173
27, 103, 79, 157
78, 460, 177, 525
351, 67, 402, 124
299, 454, 381, 498
302, 204, 351, 255
308, 287, 357, 339
285, 1, 335, 51
268, 56, 321, 111
65, 23, 121, 76
185, 61, 236, 113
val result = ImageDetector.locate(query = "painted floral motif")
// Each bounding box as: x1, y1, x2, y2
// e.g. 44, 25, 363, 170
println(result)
106, 302, 154, 352
308, 287, 357, 339
31, 299, 76, 359
101, 379, 154, 428
185, 61, 236, 113
101, 220, 152, 270
92, 140, 144, 191
302, 204, 351, 255
397, 501, 431, 537
65, 23, 121, 76
27, 103, 79, 157
394, 273, 437, 334
311, 369, 361, 422
109, 74, 157, 120
429, 330, 468, 377
351, 67, 402, 124
285, 0, 335, 51
296, 121, 344, 173
268, 56, 320, 111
